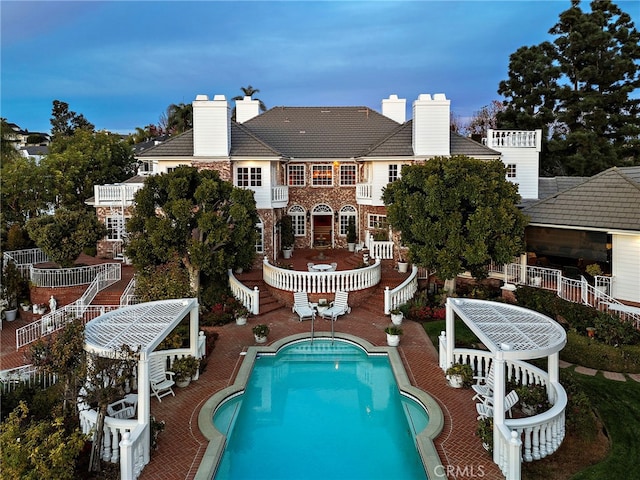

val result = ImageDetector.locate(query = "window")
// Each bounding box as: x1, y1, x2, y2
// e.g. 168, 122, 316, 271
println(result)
506, 164, 516, 178
388, 164, 399, 183
368, 214, 388, 230
237, 167, 262, 187
255, 222, 263, 253
288, 205, 306, 236
288, 165, 305, 186
312, 165, 333, 186
105, 216, 125, 241
340, 165, 356, 186
338, 205, 357, 236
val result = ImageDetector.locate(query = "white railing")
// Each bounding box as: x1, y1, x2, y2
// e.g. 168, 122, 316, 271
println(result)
355, 183, 373, 201
489, 261, 640, 327
438, 342, 567, 480
263, 256, 382, 294
120, 277, 139, 306
271, 185, 289, 206
486, 129, 540, 149
368, 238, 394, 260
3, 248, 49, 276
17, 263, 122, 349
228, 269, 260, 315
78, 407, 148, 479
30, 262, 121, 288
384, 266, 419, 314
93, 184, 143, 205
0, 364, 58, 394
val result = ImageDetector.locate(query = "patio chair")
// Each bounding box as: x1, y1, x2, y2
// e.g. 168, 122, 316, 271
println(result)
480, 390, 520, 419
292, 291, 315, 322
307, 263, 315, 271
320, 291, 351, 321
107, 393, 138, 419
354, 242, 365, 253
149, 357, 176, 402
329, 262, 337, 271
472, 364, 495, 403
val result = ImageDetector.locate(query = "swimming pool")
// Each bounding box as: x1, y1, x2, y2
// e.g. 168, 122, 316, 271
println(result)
196, 333, 444, 480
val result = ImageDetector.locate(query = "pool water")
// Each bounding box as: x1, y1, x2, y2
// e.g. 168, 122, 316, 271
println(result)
213, 340, 429, 480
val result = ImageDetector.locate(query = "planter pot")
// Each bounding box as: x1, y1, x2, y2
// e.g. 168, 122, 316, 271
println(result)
390, 312, 403, 325
176, 377, 191, 388
386, 333, 400, 347
446, 374, 464, 388
283, 248, 293, 259
398, 262, 409, 273
236, 316, 248, 326
21, 305, 30, 312
348, 243, 355, 252
254, 334, 268, 344
5, 308, 18, 322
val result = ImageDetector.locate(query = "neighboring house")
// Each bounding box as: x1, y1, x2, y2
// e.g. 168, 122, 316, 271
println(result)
523, 167, 640, 304
89, 92, 541, 262
19, 145, 49, 164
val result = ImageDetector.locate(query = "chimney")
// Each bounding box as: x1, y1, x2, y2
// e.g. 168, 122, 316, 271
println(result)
412, 93, 450, 156
192, 94, 230, 157
235, 96, 260, 123
381, 94, 406, 123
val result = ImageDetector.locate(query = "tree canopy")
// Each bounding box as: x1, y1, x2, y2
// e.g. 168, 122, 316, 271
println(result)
50, 100, 94, 140
25, 208, 107, 267
126, 166, 258, 298
498, 0, 640, 176
382, 156, 528, 288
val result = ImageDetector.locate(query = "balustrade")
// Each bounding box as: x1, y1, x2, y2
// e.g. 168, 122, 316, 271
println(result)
384, 266, 418, 314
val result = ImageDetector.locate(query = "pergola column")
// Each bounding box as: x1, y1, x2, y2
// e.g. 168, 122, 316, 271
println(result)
445, 299, 455, 368
548, 352, 560, 402
493, 351, 506, 464
137, 354, 151, 465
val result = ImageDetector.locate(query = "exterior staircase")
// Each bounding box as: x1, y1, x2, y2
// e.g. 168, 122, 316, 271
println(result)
91, 265, 135, 305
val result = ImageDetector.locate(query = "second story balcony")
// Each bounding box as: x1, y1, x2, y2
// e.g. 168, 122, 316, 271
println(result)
270, 185, 289, 208
93, 184, 144, 207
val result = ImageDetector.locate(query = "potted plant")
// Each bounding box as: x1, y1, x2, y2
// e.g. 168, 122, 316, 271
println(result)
397, 250, 409, 273
346, 217, 357, 252
279, 215, 295, 259
514, 383, 550, 416
172, 355, 200, 388
252, 324, 270, 343
445, 363, 474, 388
384, 324, 403, 347
390, 307, 403, 325
20, 299, 31, 311
1, 259, 23, 322
476, 417, 493, 454
234, 305, 250, 326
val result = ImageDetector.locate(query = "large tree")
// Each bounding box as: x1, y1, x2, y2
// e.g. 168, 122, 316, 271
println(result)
25, 208, 107, 267
160, 103, 193, 135
126, 166, 258, 297
382, 156, 528, 292
42, 129, 137, 209
50, 100, 94, 139
498, 0, 640, 176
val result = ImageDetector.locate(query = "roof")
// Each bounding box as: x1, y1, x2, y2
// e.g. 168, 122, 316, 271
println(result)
84, 298, 198, 357
448, 298, 566, 360
139, 106, 501, 160
537, 176, 589, 199
523, 166, 640, 232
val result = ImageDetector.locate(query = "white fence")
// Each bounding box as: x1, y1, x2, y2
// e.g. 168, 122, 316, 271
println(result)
263, 256, 382, 294
0, 364, 58, 394
30, 262, 121, 288
438, 343, 567, 480
3, 248, 49, 275
384, 265, 419, 314
228, 269, 260, 315
120, 277, 139, 306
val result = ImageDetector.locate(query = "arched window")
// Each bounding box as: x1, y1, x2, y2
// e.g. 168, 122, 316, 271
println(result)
338, 205, 357, 236
288, 205, 306, 236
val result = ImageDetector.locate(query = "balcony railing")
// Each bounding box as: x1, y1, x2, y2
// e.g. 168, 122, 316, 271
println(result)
356, 183, 373, 202
485, 129, 541, 149
262, 256, 381, 294
93, 184, 143, 205
271, 185, 289, 208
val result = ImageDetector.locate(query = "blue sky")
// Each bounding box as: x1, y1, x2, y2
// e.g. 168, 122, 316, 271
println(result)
2, 1, 638, 134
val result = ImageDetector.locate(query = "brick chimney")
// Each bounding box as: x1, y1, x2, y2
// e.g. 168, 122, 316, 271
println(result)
235, 96, 260, 123
381, 94, 406, 124
412, 93, 450, 156
192, 94, 230, 157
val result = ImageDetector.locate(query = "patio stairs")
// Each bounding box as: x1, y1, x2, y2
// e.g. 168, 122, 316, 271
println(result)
90, 265, 135, 306
234, 268, 284, 316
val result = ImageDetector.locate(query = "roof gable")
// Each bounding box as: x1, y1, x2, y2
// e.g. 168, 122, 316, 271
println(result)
523, 167, 640, 232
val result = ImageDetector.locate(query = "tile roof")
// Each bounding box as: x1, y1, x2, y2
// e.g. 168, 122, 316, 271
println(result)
139, 106, 500, 160
538, 176, 589, 199
523, 167, 640, 232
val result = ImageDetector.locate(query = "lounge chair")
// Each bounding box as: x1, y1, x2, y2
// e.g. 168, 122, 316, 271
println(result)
320, 291, 351, 321
472, 364, 495, 403
107, 393, 138, 419
292, 291, 315, 322
478, 390, 519, 419
149, 357, 175, 402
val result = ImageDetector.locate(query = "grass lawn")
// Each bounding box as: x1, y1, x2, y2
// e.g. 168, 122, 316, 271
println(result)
422, 319, 640, 479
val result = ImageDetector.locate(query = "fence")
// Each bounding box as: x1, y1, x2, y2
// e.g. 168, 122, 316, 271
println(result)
384, 266, 418, 314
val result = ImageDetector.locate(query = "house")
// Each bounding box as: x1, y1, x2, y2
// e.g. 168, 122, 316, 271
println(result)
522, 167, 640, 304
90, 92, 541, 261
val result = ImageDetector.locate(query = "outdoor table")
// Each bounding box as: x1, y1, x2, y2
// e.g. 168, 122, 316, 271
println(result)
311, 264, 332, 272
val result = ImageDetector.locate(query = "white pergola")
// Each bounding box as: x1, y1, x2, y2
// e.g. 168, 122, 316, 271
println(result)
444, 297, 567, 462
83, 298, 200, 460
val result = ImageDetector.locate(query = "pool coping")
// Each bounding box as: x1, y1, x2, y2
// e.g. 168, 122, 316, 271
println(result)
195, 332, 445, 480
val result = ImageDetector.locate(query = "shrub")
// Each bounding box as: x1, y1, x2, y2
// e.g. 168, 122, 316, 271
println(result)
561, 330, 640, 373
446, 363, 474, 387
514, 286, 559, 318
